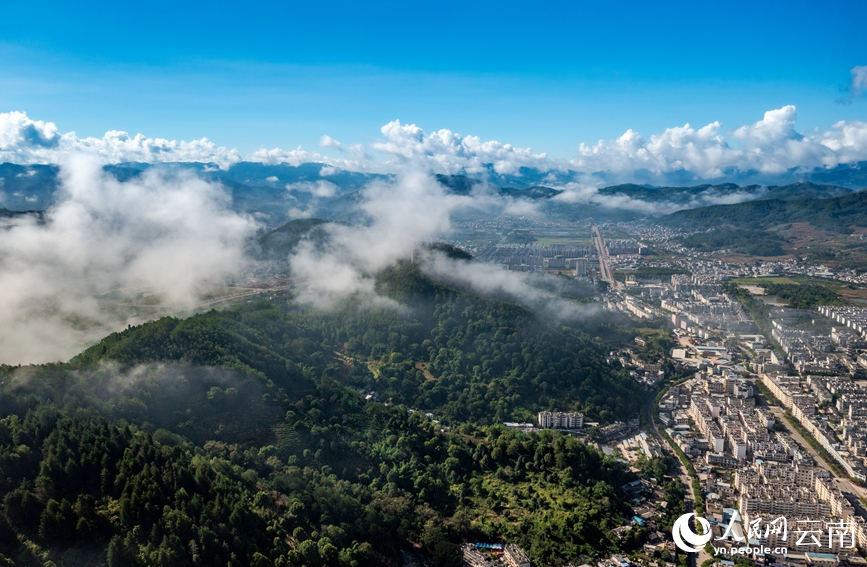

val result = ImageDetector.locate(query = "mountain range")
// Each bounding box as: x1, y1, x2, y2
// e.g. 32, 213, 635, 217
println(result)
657, 190, 867, 234
2, 161, 863, 228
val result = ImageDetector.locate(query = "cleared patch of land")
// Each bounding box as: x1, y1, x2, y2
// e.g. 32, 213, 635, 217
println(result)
729, 276, 799, 285
534, 237, 594, 246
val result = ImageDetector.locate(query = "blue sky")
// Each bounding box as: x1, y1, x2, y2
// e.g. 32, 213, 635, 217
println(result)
1, 0, 865, 161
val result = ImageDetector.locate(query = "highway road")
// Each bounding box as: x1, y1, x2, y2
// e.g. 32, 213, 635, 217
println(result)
592, 225, 615, 286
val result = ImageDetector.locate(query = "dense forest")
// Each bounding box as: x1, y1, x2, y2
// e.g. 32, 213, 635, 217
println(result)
0, 260, 653, 567
678, 229, 786, 256
599, 181, 852, 207
658, 190, 867, 234
757, 283, 845, 309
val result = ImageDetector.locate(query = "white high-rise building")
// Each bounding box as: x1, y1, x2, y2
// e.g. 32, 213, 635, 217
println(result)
538, 411, 584, 429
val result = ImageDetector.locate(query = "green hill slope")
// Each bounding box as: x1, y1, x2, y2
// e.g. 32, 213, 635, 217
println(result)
601, 181, 852, 203
0, 262, 652, 567
658, 190, 867, 233
249, 218, 334, 261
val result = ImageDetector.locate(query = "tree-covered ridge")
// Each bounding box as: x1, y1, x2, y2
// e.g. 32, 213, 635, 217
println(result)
74, 262, 644, 424
249, 218, 336, 262
0, 383, 636, 566
0, 262, 652, 566
657, 190, 867, 233
600, 181, 852, 203
678, 228, 787, 256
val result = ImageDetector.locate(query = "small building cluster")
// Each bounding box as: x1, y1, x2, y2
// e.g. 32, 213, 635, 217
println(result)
537, 411, 584, 430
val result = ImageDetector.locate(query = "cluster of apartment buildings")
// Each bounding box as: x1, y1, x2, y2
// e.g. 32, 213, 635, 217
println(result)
762, 373, 867, 481
731, 462, 867, 552
659, 369, 867, 563
604, 239, 645, 256
599, 224, 867, 565
632, 226, 867, 285
472, 243, 595, 273
767, 311, 851, 375
663, 370, 783, 467
820, 307, 867, 342
607, 294, 661, 320
662, 275, 757, 334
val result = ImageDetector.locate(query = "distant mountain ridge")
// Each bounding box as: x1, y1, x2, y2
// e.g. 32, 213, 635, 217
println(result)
599, 181, 854, 202
249, 218, 334, 261
657, 190, 867, 233
1, 161, 864, 227
434, 173, 563, 200
0, 207, 44, 221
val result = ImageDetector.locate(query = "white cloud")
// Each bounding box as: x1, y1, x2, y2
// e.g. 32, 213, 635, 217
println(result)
319, 135, 342, 149
286, 180, 338, 198
370, 120, 554, 175
0, 111, 242, 169
817, 119, 867, 158
287, 170, 483, 306
0, 155, 258, 364
4, 106, 867, 182
573, 105, 867, 178
251, 146, 322, 166
551, 180, 770, 214
319, 134, 370, 162
249, 144, 372, 171
353, 109, 867, 181
731, 105, 799, 144
421, 253, 600, 321
0, 111, 60, 150
850, 65, 867, 97
283, 168, 601, 318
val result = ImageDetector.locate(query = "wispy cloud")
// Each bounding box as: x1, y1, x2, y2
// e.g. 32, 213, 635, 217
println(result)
853, 66, 867, 95
0, 155, 257, 364
286, 169, 480, 306
839, 65, 867, 105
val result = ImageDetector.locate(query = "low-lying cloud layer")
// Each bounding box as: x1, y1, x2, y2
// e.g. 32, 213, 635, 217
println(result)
3, 104, 867, 182
283, 170, 599, 321
287, 170, 478, 306
421, 253, 601, 322
2, 96, 867, 363
0, 156, 257, 364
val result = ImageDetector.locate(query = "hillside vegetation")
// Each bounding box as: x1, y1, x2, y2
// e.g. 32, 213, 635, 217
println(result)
658, 190, 867, 233
0, 262, 650, 567
249, 218, 333, 262
679, 229, 787, 256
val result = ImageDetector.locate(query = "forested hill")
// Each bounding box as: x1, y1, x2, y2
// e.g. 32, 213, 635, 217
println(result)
657, 189, 867, 233
0, 262, 651, 567
249, 218, 334, 261
0, 207, 44, 220
73, 261, 642, 424
600, 181, 852, 203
